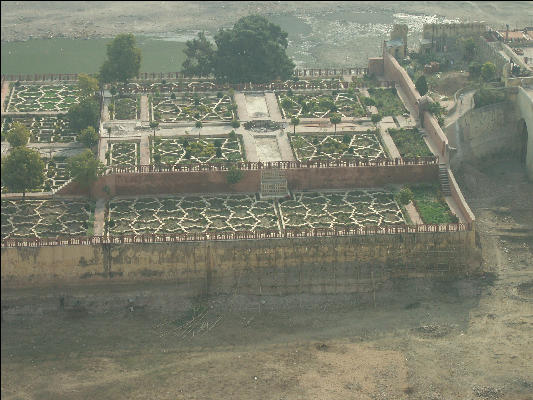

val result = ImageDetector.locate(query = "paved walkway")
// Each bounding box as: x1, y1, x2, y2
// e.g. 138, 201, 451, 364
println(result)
140, 134, 151, 164
240, 131, 258, 162
140, 94, 149, 121
405, 201, 423, 224
1, 80, 10, 113
92, 198, 106, 236
444, 89, 475, 128
377, 121, 402, 160
233, 92, 250, 121
264, 92, 283, 122
276, 131, 296, 161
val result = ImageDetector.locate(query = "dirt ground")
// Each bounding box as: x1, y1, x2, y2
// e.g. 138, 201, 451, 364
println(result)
1, 158, 532, 399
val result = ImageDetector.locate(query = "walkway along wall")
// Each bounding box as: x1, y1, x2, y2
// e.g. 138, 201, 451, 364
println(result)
1, 230, 481, 291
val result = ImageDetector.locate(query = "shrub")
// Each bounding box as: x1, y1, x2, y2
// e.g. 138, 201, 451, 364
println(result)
371, 114, 382, 123
342, 133, 351, 144
215, 147, 223, 158
230, 119, 240, 129
227, 165, 244, 184
395, 187, 414, 205
217, 91, 223, 99
6, 122, 31, 147
77, 126, 99, 148
229, 130, 237, 140
170, 92, 176, 100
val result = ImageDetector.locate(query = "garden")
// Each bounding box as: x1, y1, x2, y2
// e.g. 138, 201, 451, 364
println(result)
108, 194, 279, 235
1, 115, 76, 143
107, 141, 140, 166
151, 92, 236, 122
111, 96, 139, 120
276, 90, 366, 119
360, 88, 407, 116
6, 83, 81, 112
409, 183, 458, 224
1, 199, 95, 239
151, 132, 244, 165
279, 190, 406, 230
387, 127, 433, 158
289, 130, 388, 162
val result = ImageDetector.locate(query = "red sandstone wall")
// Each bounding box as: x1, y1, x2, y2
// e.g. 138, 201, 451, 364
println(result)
56, 165, 439, 197
423, 111, 449, 157
383, 53, 420, 114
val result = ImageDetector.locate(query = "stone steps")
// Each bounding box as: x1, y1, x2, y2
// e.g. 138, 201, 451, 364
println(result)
439, 164, 451, 196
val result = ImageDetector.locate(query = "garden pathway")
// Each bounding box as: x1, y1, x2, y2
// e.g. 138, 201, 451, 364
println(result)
254, 135, 282, 162
234, 92, 250, 121
264, 92, 283, 122
92, 198, 106, 236
140, 135, 151, 165
405, 201, 422, 224
444, 89, 475, 128
277, 131, 296, 161
377, 120, 402, 160
139, 94, 149, 121
239, 131, 258, 162
1, 80, 10, 113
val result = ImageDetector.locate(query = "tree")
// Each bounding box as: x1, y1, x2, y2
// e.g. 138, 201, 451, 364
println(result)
67, 97, 100, 133
195, 120, 203, 138
78, 73, 99, 98
415, 75, 428, 96
330, 114, 341, 134
212, 15, 295, 83
460, 37, 476, 62
481, 62, 496, 82
469, 62, 482, 79
182, 31, 215, 77
6, 122, 31, 147
230, 119, 240, 129
1, 147, 45, 198
77, 126, 99, 148
290, 117, 300, 134
227, 165, 244, 184
67, 149, 106, 193
99, 33, 141, 84
149, 121, 159, 138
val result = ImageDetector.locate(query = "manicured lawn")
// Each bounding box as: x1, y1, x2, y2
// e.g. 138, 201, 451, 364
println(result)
409, 183, 458, 224
387, 128, 433, 158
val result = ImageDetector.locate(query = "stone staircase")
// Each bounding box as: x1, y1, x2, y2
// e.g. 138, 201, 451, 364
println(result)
439, 164, 451, 196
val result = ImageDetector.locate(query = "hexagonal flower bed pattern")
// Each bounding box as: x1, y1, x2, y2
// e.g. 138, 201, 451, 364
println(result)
279, 191, 406, 230
277, 91, 366, 119
112, 96, 138, 120
1, 199, 95, 239
151, 134, 244, 165
108, 195, 279, 235
151, 94, 236, 122
1, 115, 76, 143
6, 84, 80, 112
1, 156, 71, 194
289, 131, 388, 162
107, 141, 140, 166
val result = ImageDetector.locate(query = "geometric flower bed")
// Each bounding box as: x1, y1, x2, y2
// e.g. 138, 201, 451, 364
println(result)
108, 195, 279, 235
113, 96, 138, 120
1, 199, 95, 239
387, 128, 433, 158
289, 131, 388, 162
107, 141, 140, 166
1, 115, 76, 143
279, 190, 406, 229
151, 133, 244, 165
360, 88, 406, 116
151, 93, 236, 122
6, 83, 80, 112
277, 91, 366, 119
1, 156, 71, 194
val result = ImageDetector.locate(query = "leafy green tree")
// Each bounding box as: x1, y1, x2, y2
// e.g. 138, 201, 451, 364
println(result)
67, 97, 100, 133
395, 187, 414, 205
371, 114, 382, 123
469, 62, 482, 79
227, 165, 244, 184
195, 120, 203, 138
212, 15, 295, 83
330, 114, 342, 134
149, 121, 159, 138
290, 117, 300, 134
6, 122, 31, 147
460, 37, 476, 61
415, 75, 428, 96
77, 126, 99, 148
182, 31, 215, 77
481, 62, 496, 82
99, 34, 141, 84
230, 119, 240, 129
1, 147, 45, 198
78, 73, 99, 98
67, 149, 106, 193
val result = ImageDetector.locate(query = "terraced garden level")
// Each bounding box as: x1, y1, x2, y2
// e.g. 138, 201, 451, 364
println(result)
151, 93, 236, 122
108, 195, 279, 235
360, 88, 406, 116
409, 183, 458, 224
5, 83, 80, 112
277, 91, 366, 119
1, 115, 75, 143
279, 190, 406, 229
1, 199, 95, 239
387, 128, 433, 158
289, 131, 388, 162
151, 134, 244, 165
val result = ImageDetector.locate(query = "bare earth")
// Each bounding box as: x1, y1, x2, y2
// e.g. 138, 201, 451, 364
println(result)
1, 159, 532, 399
